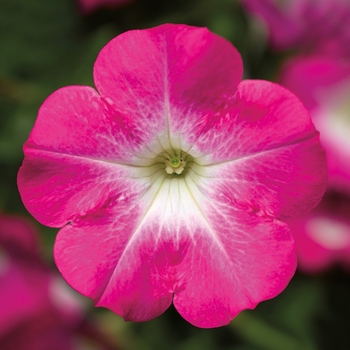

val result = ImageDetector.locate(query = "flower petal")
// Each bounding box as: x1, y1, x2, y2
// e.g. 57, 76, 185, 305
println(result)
191, 80, 327, 218
24, 85, 143, 162
0, 217, 50, 337
242, 0, 302, 50
174, 215, 295, 328
192, 80, 316, 157
54, 173, 296, 327
53, 205, 175, 322
279, 56, 350, 110
17, 150, 151, 227
287, 193, 350, 273
0, 214, 39, 254
279, 56, 350, 193
17, 85, 164, 227
243, 0, 350, 54
94, 24, 243, 149
54, 178, 177, 321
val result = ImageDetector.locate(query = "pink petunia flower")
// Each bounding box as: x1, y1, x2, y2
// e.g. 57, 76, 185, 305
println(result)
0, 214, 82, 349
76, 0, 132, 15
286, 192, 350, 273
242, 0, 350, 55
277, 54, 350, 273
0, 215, 50, 340
279, 55, 350, 194
17, 24, 327, 328
0, 214, 116, 349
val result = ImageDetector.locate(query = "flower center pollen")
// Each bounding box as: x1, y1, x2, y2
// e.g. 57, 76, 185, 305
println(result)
164, 151, 188, 175
170, 157, 181, 167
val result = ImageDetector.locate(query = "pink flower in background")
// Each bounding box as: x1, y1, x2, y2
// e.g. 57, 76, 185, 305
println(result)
17, 24, 327, 328
77, 0, 132, 14
242, 0, 350, 55
0, 215, 50, 339
0, 214, 82, 349
279, 55, 350, 194
287, 192, 350, 273
0, 214, 116, 349
276, 30, 350, 272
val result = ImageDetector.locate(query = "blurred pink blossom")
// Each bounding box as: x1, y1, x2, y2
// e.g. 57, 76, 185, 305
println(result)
17, 24, 327, 328
0, 215, 51, 340
76, 0, 132, 14
279, 55, 350, 194
242, 0, 350, 55
0, 214, 116, 349
286, 193, 350, 273
277, 43, 350, 274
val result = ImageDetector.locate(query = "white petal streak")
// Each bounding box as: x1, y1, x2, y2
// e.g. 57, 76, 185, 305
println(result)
184, 172, 234, 260
141, 176, 207, 243
118, 171, 224, 256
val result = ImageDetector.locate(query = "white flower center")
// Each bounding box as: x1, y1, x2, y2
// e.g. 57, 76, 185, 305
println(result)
163, 150, 189, 175
126, 141, 212, 222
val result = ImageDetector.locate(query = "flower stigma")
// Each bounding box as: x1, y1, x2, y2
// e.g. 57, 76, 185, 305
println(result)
164, 151, 188, 175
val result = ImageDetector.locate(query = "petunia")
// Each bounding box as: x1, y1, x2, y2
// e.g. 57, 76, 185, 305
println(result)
277, 53, 350, 273
0, 214, 116, 349
76, 0, 132, 14
17, 24, 327, 328
286, 192, 350, 273
279, 55, 350, 194
0, 214, 49, 339
0, 214, 81, 349
242, 0, 350, 55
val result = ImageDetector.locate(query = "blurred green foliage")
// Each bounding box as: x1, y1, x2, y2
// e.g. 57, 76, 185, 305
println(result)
1, 0, 349, 349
